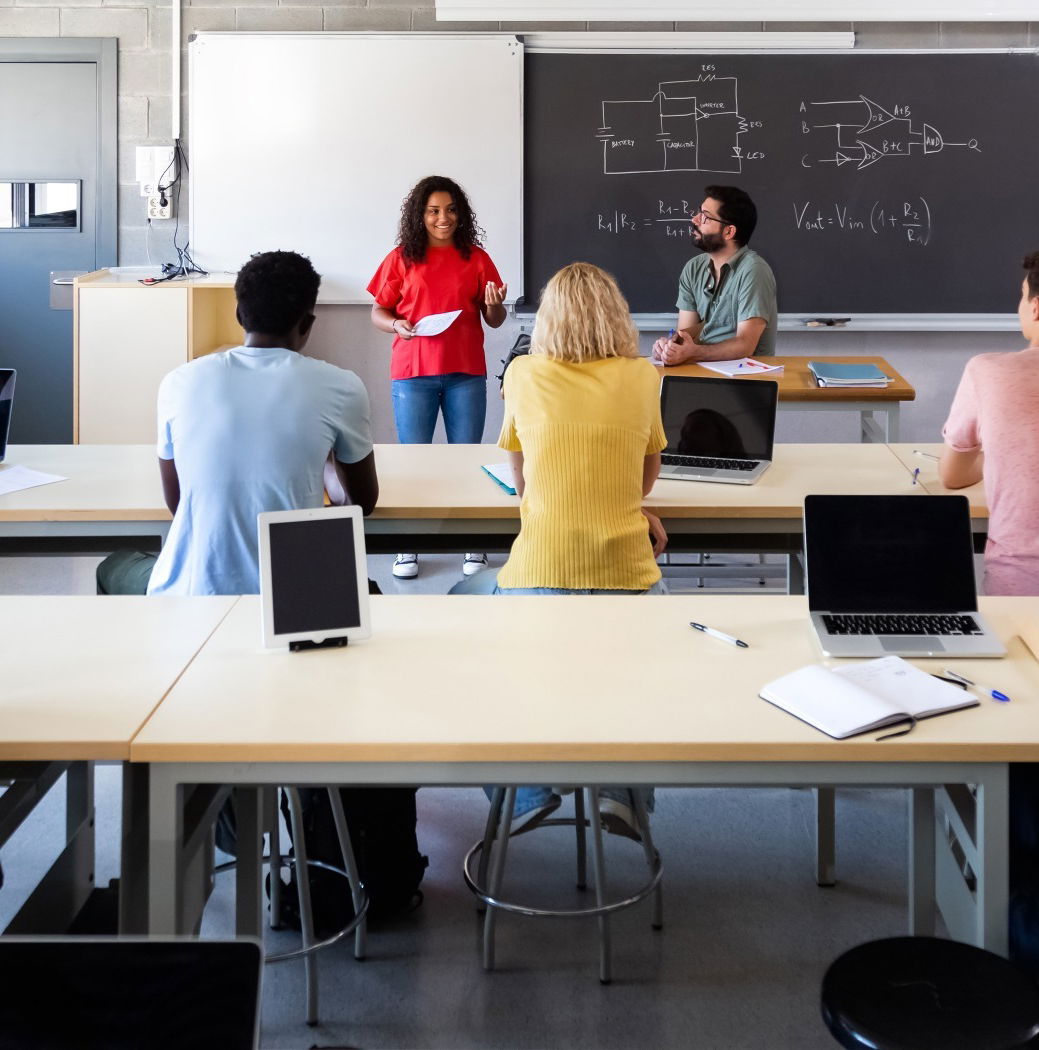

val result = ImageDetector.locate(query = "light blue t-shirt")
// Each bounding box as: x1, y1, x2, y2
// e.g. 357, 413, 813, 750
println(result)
147, 346, 372, 596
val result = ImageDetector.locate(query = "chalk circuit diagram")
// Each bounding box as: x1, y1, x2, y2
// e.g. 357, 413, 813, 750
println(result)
596, 73, 762, 176
803, 96, 980, 170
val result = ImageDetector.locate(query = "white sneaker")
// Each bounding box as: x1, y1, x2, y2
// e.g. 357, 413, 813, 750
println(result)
599, 798, 642, 842
462, 553, 488, 576
392, 553, 419, 579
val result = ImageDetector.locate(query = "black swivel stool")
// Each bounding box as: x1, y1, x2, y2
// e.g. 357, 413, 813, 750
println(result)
821, 936, 1039, 1050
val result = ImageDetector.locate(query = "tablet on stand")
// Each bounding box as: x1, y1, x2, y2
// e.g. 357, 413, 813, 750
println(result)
257, 505, 371, 651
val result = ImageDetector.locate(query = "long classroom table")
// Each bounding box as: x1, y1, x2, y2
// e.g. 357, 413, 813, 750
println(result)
0, 595, 236, 934
132, 593, 1039, 954
658, 355, 916, 443
1, 442, 926, 573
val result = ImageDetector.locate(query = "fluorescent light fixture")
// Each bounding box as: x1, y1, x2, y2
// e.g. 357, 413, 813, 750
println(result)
521, 32, 854, 51
437, 0, 1033, 20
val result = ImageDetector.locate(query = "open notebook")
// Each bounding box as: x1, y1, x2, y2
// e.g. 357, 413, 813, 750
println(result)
760, 655, 978, 739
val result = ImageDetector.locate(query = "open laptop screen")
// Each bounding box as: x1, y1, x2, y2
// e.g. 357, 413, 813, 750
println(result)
0, 938, 262, 1050
660, 376, 777, 460
0, 368, 14, 462
805, 494, 979, 613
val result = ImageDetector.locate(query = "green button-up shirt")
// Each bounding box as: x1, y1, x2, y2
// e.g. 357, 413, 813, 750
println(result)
676, 246, 777, 356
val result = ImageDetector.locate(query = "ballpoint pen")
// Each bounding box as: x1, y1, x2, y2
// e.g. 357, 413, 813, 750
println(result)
911, 467, 920, 486
942, 668, 1012, 702
690, 622, 749, 648
913, 450, 940, 461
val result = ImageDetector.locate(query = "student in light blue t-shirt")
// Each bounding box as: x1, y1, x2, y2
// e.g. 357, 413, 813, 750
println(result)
97, 250, 378, 596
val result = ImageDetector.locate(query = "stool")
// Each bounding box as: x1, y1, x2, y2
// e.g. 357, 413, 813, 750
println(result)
462, 786, 662, 984
217, 786, 368, 1026
821, 936, 1039, 1049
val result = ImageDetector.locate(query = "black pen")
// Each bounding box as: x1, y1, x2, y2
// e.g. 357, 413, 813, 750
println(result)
690, 622, 749, 648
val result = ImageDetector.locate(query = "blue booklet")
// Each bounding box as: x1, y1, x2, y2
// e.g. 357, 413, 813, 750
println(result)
481, 463, 517, 495
808, 361, 891, 387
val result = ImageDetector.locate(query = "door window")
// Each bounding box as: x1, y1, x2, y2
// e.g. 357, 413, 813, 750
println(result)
0, 181, 80, 230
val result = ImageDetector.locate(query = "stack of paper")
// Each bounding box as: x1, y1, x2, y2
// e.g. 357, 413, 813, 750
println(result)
699, 357, 784, 377
808, 361, 891, 387
759, 655, 977, 739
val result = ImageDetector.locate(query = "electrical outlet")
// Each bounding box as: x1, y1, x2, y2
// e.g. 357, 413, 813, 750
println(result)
147, 196, 172, 220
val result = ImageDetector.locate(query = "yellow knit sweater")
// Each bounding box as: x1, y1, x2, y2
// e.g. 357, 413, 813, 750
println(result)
496, 354, 667, 591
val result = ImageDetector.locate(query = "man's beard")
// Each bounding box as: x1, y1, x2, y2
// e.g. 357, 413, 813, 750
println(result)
693, 229, 724, 252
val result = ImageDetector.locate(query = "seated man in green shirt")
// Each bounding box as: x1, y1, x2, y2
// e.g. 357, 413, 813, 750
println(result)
652, 185, 777, 364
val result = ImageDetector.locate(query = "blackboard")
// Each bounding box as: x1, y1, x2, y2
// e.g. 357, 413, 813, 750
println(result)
524, 50, 1039, 316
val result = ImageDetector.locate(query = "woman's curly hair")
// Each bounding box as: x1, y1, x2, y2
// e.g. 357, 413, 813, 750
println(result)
397, 175, 485, 264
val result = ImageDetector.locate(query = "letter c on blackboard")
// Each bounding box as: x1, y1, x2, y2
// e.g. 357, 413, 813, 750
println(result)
801, 155, 811, 168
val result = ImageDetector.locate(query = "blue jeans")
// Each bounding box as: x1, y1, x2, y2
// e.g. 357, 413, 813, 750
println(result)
447, 573, 668, 596
391, 373, 486, 444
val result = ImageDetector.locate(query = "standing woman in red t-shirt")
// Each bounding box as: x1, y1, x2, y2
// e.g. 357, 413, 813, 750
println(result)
368, 175, 507, 580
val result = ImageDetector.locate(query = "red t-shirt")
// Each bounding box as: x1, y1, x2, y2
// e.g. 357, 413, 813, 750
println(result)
367, 244, 502, 380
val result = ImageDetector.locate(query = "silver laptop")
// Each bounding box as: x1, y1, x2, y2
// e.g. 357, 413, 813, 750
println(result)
0, 937, 263, 1049
805, 494, 1005, 659
658, 375, 778, 484
0, 368, 14, 462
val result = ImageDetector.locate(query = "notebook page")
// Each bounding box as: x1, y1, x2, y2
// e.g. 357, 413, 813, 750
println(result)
834, 656, 975, 718
759, 664, 901, 738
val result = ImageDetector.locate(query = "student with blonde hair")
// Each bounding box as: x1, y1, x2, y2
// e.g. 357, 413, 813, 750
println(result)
459, 262, 667, 836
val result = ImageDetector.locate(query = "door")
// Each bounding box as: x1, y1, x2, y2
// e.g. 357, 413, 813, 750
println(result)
0, 40, 116, 443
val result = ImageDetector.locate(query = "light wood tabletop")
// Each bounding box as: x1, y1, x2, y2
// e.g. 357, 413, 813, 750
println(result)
889, 442, 989, 516
658, 355, 916, 404
0, 444, 166, 523
2, 442, 920, 527
130, 594, 1039, 765
0, 595, 236, 760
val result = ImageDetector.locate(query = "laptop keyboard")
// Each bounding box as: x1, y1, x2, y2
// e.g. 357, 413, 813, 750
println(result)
822, 613, 983, 636
661, 454, 756, 471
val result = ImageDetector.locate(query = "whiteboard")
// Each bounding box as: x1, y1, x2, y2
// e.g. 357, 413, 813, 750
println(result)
189, 33, 523, 303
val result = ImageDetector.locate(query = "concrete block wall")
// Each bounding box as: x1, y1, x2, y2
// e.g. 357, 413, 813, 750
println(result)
2, 7, 1034, 441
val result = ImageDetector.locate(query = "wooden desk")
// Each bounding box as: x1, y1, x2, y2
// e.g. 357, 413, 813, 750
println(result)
134, 594, 1039, 952
2, 443, 922, 572
659, 356, 916, 443
0, 595, 235, 934
0, 444, 169, 543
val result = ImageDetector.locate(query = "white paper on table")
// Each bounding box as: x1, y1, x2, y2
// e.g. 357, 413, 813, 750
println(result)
698, 357, 784, 377
410, 309, 462, 337
0, 464, 68, 496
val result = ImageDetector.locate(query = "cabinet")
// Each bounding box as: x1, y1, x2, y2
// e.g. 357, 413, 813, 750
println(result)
74, 271, 241, 443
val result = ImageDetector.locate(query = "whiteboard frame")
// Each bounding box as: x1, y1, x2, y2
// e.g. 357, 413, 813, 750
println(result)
188, 32, 524, 305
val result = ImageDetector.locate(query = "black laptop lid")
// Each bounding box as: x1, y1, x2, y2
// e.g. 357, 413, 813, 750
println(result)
660, 375, 778, 460
805, 494, 979, 613
0, 938, 262, 1050
0, 369, 14, 462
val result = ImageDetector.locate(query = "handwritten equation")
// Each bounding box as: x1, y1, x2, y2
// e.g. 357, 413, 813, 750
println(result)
793, 198, 932, 245
596, 200, 699, 239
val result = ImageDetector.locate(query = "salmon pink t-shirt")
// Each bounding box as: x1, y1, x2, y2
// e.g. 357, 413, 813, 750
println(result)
942, 347, 1039, 595
367, 244, 502, 380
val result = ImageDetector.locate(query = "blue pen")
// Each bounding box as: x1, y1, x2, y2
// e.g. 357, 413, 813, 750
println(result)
943, 668, 1012, 703
911, 467, 920, 486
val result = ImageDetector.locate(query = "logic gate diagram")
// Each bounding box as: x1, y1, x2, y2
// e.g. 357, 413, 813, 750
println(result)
596, 72, 763, 176
803, 96, 980, 170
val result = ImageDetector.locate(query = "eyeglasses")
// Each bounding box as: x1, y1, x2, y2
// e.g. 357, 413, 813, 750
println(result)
691, 208, 729, 226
